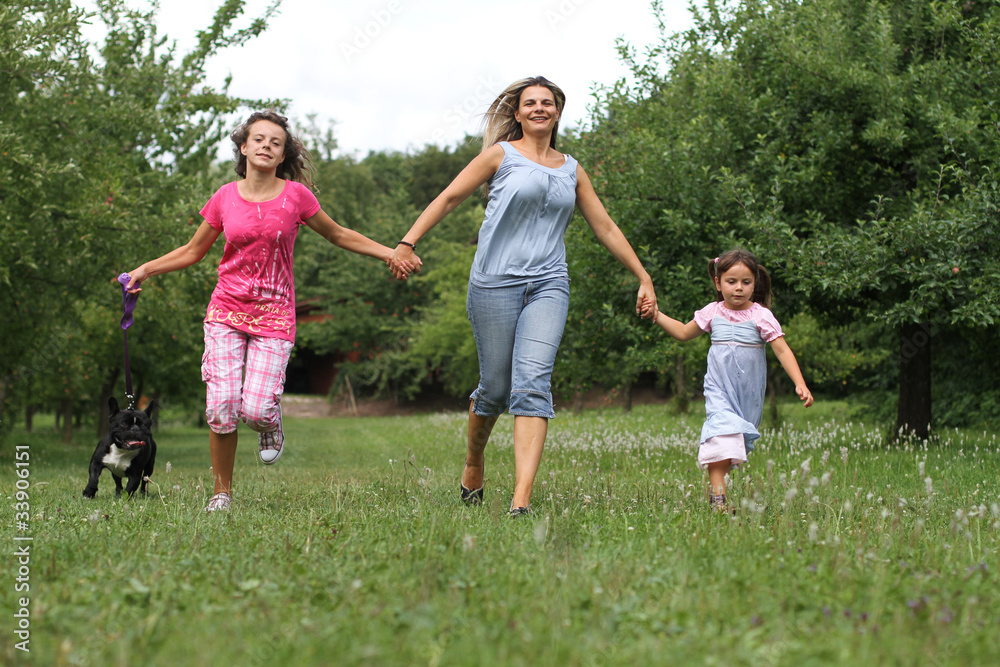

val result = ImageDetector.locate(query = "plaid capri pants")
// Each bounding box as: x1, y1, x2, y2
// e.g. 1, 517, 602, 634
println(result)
201, 322, 293, 435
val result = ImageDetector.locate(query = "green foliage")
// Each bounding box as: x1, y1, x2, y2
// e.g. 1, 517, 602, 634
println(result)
7, 0, 997, 441
779, 313, 888, 395
294, 141, 486, 401
0, 0, 279, 436
568, 0, 1000, 428
389, 239, 480, 399
402, 136, 481, 209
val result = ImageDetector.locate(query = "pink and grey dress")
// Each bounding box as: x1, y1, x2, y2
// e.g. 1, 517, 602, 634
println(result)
692, 301, 784, 468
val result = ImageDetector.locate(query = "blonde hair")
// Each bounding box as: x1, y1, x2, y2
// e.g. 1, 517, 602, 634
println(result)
480, 76, 566, 152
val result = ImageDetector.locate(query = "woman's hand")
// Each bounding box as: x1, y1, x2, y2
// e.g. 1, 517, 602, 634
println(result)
636, 280, 657, 319
388, 245, 422, 280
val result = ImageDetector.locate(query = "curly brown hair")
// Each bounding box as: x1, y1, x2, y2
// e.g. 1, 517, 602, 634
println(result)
230, 110, 315, 190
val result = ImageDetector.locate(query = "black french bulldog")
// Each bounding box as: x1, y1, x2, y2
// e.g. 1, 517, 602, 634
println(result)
82, 397, 157, 499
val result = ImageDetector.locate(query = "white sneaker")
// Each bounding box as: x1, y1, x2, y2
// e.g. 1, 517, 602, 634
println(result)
258, 406, 284, 465
205, 492, 231, 512
258, 431, 283, 464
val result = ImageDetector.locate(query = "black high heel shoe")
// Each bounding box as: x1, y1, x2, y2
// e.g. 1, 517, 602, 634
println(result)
460, 483, 484, 506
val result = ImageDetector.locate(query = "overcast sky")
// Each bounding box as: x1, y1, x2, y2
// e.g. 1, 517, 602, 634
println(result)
82, 0, 697, 156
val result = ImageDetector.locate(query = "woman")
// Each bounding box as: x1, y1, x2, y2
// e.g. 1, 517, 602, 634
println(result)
392, 77, 656, 515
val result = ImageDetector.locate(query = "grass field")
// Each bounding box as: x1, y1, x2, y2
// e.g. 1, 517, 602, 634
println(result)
2, 399, 998, 666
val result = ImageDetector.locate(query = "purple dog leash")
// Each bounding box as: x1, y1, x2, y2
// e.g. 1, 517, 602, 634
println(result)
117, 273, 140, 409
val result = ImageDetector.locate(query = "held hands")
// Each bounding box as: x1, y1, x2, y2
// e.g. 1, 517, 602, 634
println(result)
387, 244, 422, 280
636, 282, 657, 319
639, 296, 659, 322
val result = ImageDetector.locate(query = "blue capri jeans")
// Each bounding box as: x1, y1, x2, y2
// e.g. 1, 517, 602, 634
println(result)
466, 278, 570, 419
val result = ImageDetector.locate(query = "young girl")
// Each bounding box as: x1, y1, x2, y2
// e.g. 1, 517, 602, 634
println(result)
124, 110, 415, 512
642, 249, 812, 511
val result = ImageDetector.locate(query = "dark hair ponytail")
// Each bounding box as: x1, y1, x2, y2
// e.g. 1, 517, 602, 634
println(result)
708, 248, 772, 308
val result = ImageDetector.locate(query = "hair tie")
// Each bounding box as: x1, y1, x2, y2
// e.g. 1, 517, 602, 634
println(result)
714, 257, 719, 264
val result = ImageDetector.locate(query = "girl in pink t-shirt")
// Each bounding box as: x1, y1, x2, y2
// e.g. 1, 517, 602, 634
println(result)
642, 249, 813, 512
125, 111, 418, 512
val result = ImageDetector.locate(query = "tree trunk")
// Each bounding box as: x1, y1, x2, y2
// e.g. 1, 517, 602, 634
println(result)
896, 322, 932, 439
25, 405, 34, 433
0, 378, 7, 430
767, 367, 782, 427
59, 397, 75, 445
620, 382, 633, 413
675, 354, 689, 414
98, 367, 120, 440
149, 392, 160, 432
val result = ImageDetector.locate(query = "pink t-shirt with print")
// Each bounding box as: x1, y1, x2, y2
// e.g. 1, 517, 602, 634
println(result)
200, 180, 321, 341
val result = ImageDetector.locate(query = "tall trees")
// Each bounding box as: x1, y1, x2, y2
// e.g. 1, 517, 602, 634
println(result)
5, 0, 996, 438
572, 0, 1000, 434
0, 0, 278, 437
294, 138, 484, 401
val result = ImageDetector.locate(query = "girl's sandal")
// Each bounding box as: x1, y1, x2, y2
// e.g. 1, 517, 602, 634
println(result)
205, 492, 231, 512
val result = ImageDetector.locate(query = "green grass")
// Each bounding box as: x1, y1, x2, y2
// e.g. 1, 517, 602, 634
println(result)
2, 400, 998, 666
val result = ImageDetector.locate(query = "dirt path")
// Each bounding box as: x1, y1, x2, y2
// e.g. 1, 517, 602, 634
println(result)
282, 387, 670, 418
282, 394, 469, 418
